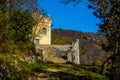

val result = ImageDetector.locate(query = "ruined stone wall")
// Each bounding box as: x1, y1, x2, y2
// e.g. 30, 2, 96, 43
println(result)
36, 44, 66, 63
68, 39, 80, 64
52, 39, 80, 64
35, 39, 80, 64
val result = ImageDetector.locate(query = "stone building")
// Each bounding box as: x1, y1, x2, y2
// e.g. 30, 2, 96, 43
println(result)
32, 8, 80, 64
32, 8, 52, 45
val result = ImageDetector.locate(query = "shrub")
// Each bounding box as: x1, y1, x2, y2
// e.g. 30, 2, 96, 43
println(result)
92, 60, 102, 66
90, 66, 101, 73
11, 10, 35, 42
31, 63, 43, 72
0, 57, 4, 64
0, 41, 17, 54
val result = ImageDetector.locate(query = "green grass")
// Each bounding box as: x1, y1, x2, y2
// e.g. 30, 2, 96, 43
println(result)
0, 50, 108, 80
0, 56, 109, 80
60, 64, 108, 80
30, 62, 62, 74
28, 62, 109, 80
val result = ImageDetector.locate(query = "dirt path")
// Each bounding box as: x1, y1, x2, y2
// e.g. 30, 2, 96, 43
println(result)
28, 64, 107, 80
31, 64, 73, 80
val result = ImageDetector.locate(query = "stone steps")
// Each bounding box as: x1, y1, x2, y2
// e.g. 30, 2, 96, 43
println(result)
36, 45, 67, 63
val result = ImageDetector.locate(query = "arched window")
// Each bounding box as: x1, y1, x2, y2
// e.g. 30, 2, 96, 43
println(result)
42, 28, 47, 34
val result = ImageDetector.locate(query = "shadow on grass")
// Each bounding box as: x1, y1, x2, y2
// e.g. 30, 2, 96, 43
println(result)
73, 64, 101, 73
41, 70, 95, 80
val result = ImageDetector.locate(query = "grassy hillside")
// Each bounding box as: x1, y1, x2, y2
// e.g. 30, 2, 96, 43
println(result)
0, 41, 37, 79
52, 28, 110, 65
27, 62, 109, 80
0, 42, 109, 80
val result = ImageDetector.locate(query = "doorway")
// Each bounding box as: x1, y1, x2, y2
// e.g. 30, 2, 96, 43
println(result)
36, 39, 39, 44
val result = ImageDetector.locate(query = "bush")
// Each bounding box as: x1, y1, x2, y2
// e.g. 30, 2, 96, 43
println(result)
0, 41, 17, 54
90, 66, 101, 73
92, 60, 102, 66
0, 57, 4, 64
5, 55, 31, 80
11, 10, 35, 42
31, 63, 43, 72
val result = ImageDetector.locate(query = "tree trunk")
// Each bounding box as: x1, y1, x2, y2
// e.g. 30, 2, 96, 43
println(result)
101, 55, 112, 75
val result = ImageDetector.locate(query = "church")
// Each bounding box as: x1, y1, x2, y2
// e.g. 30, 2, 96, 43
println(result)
32, 8, 80, 64
32, 8, 52, 45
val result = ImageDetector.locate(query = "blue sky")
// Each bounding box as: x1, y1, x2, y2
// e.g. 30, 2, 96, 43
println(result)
38, 0, 100, 33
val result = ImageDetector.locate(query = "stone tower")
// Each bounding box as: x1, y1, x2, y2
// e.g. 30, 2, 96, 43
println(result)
32, 8, 52, 45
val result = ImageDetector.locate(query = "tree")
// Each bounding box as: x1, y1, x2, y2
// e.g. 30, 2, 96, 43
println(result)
61, 0, 120, 79
0, 0, 38, 42
0, 12, 9, 42
88, 1, 120, 79
10, 10, 35, 42
0, 0, 38, 13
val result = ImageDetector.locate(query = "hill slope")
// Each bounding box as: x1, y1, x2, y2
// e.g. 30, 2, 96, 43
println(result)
52, 29, 110, 65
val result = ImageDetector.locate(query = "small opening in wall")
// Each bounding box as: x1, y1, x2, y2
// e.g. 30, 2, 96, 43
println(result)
42, 28, 47, 34
36, 39, 39, 44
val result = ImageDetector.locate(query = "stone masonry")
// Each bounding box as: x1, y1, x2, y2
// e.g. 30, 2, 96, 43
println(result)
36, 39, 80, 64
68, 39, 80, 64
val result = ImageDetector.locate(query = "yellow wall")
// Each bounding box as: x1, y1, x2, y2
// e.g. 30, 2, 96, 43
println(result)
32, 10, 52, 45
